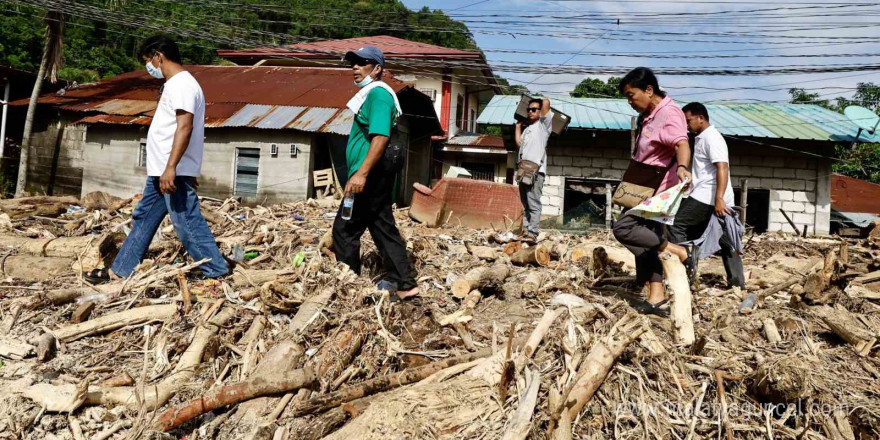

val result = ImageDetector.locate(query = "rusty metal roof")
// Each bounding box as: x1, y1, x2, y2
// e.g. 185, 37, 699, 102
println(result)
218, 35, 482, 62
23, 65, 430, 134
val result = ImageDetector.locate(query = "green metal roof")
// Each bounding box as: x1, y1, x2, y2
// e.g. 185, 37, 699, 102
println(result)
477, 95, 880, 143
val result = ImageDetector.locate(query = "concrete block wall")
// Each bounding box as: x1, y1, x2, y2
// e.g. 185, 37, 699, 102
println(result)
731, 154, 829, 235
81, 127, 314, 204
540, 143, 630, 216
539, 139, 831, 235
26, 117, 87, 195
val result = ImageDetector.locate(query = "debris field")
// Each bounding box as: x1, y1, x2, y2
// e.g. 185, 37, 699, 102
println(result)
0, 193, 878, 440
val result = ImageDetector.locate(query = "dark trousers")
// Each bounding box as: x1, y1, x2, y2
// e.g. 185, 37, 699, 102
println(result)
612, 212, 666, 284
332, 170, 416, 291
668, 197, 745, 288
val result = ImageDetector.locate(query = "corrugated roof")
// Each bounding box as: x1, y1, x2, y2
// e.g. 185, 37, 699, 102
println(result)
477, 95, 880, 143
218, 35, 482, 61
20, 66, 437, 135
446, 133, 505, 148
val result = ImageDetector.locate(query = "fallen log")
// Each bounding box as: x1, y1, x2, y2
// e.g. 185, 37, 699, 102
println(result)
293, 338, 527, 416
0, 233, 118, 260
660, 253, 695, 346
762, 318, 782, 344
467, 244, 500, 261
523, 307, 566, 359
551, 313, 647, 435
510, 245, 550, 267
451, 262, 510, 298
739, 260, 824, 313
153, 366, 317, 432
2, 255, 73, 282
501, 367, 541, 440
521, 271, 545, 298
83, 306, 235, 409
852, 270, 880, 285
50, 304, 178, 342
233, 268, 295, 288
503, 241, 523, 257
290, 286, 335, 335
0, 195, 78, 219
815, 306, 877, 356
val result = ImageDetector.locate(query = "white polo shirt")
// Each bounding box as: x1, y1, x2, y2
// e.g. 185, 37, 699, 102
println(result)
689, 125, 735, 207
146, 71, 205, 177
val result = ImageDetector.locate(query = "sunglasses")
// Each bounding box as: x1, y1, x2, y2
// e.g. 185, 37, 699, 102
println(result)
350, 59, 373, 68
527, 107, 541, 112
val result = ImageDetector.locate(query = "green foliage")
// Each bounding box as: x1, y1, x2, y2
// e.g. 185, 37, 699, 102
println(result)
570, 76, 622, 98
833, 143, 880, 184
789, 83, 880, 113
0, 1, 477, 82
791, 84, 880, 183
493, 75, 531, 96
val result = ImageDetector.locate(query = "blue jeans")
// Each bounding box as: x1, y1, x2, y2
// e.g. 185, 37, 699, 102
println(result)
111, 176, 228, 278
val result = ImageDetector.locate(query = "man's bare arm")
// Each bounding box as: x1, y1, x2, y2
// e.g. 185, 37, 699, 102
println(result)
714, 162, 732, 216
540, 97, 551, 117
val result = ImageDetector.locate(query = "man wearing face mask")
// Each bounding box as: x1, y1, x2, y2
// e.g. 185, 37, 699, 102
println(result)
84, 35, 228, 284
332, 46, 419, 302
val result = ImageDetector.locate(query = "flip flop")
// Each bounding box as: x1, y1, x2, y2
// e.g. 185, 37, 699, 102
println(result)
632, 298, 670, 317
389, 286, 421, 304
83, 268, 111, 285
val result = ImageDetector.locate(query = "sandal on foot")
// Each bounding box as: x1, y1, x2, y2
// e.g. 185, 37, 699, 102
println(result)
83, 268, 111, 285
389, 286, 421, 304
632, 298, 670, 317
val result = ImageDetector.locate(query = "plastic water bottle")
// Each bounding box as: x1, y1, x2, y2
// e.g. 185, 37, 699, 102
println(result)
341, 195, 354, 221
231, 244, 244, 263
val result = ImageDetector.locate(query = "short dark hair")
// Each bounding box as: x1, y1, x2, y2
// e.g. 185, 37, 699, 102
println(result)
618, 67, 666, 98
139, 35, 182, 64
682, 102, 710, 122
528, 98, 543, 108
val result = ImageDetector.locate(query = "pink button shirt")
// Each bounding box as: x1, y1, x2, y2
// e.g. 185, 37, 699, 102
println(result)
632, 96, 688, 193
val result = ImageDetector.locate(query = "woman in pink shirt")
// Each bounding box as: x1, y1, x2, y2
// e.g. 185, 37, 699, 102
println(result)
612, 68, 694, 317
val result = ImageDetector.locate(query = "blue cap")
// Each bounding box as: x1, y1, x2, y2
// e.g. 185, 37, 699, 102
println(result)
344, 45, 386, 68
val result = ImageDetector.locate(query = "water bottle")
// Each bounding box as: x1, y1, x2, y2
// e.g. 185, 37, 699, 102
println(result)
341, 195, 354, 221
231, 244, 244, 263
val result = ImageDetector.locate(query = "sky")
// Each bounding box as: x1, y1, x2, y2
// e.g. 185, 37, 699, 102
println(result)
399, 0, 880, 107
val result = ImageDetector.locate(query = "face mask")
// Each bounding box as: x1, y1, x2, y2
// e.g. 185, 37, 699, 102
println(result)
146, 58, 163, 79
354, 65, 377, 88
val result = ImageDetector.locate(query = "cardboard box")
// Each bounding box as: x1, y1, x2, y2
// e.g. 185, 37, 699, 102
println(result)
513, 95, 571, 135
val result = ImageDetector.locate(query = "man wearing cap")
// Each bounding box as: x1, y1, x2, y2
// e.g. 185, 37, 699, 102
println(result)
332, 45, 419, 301
515, 96, 552, 241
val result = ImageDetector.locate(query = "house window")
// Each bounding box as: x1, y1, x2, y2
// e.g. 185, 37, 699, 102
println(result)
455, 94, 465, 131
138, 142, 147, 167
418, 88, 437, 102
461, 162, 495, 181
235, 148, 260, 198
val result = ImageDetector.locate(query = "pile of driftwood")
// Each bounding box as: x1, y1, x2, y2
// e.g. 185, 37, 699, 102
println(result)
0, 193, 878, 440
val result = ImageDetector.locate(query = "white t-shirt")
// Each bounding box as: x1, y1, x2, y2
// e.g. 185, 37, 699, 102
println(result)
519, 110, 553, 174
689, 125, 735, 206
146, 71, 205, 177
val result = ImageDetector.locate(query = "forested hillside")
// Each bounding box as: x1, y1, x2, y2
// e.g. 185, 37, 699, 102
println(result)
0, 0, 477, 83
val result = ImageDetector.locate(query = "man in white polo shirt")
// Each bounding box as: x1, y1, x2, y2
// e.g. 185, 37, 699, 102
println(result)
670, 102, 744, 288
84, 36, 228, 284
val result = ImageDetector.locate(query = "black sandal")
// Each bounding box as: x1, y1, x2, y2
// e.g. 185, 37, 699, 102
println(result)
83, 268, 111, 285
632, 298, 670, 317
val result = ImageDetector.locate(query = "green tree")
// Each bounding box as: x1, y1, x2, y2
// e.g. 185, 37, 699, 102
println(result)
0, 0, 479, 83
833, 143, 880, 184
570, 77, 622, 98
